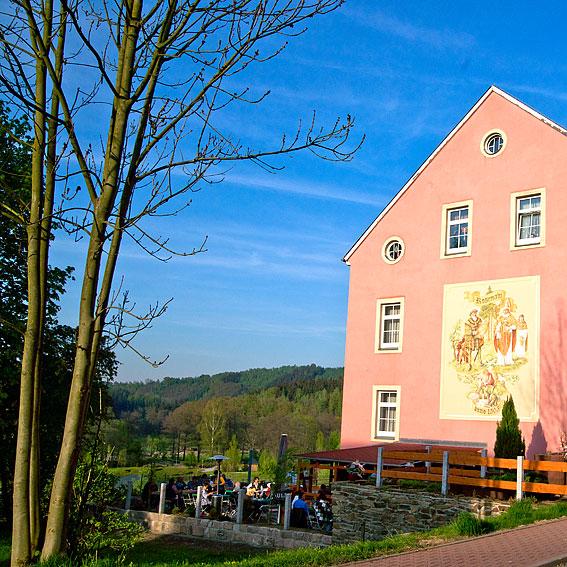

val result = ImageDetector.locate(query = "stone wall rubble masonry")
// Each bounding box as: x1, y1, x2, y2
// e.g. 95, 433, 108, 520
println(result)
332, 482, 510, 544
126, 510, 331, 549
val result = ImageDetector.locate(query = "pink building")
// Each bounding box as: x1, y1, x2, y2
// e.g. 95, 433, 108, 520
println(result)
340, 86, 567, 457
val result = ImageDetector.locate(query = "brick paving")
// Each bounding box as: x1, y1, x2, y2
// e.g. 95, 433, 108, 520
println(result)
346, 518, 567, 567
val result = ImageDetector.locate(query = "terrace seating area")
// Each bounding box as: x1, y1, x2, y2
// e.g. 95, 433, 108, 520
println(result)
135, 472, 333, 534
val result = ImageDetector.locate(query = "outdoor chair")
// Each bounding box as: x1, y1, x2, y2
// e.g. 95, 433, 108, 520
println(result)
221, 495, 237, 520
290, 507, 308, 528
182, 492, 197, 508
257, 501, 281, 524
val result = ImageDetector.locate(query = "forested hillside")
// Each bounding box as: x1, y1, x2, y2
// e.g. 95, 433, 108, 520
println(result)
106, 365, 343, 465
111, 364, 342, 413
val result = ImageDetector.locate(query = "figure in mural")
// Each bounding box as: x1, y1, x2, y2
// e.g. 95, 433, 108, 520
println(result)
477, 368, 498, 409
515, 314, 528, 358
463, 308, 484, 369
494, 307, 517, 366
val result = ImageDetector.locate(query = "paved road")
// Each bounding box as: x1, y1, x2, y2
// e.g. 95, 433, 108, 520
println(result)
347, 518, 567, 567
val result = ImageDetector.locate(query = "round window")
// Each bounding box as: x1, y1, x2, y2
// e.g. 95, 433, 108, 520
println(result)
383, 238, 404, 264
482, 130, 506, 157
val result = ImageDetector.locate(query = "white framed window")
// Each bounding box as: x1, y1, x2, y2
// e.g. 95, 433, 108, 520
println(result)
510, 189, 546, 250
375, 297, 404, 353
480, 129, 507, 158
446, 206, 469, 254
372, 386, 401, 441
440, 200, 473, 258
382, 236, 405, 264
517, 195, 541, 244
484, 133, 504, 155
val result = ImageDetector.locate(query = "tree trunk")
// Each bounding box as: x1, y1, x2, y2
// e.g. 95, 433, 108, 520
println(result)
12, 157, 43, 567
11, 12, 48, 561
41, 3, 143, 557
30, 6, 64, 551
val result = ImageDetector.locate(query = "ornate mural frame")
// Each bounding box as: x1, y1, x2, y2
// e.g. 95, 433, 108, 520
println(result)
439, 275, 540, 421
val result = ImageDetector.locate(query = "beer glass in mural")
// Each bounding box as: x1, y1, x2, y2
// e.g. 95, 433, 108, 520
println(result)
440, 276, 539, 421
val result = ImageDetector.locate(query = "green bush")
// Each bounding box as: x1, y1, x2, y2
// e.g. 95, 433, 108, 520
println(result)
453, 512, 494, 536
76, 511, 144, 564
494, 396, 525, 458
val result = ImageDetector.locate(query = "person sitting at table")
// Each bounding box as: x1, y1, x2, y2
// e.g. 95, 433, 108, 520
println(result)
317, 483, 331, 500
291, 491, 309, 528
314, 492, 333, 533
176, 476, 186, 491
141, 478, 158, 511
347, 460, 366, 480
165, 478, 179, 512
246, 477, 261, 497
224, 475, 234, 491
259, 482, 271, 499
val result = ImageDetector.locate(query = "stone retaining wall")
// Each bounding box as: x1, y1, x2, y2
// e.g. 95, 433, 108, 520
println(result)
333, 483, 510, 544
126, 510, 332, 549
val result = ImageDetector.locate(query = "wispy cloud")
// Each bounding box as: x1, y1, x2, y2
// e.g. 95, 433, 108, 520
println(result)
189, 251, 343, 282
343, 7, 475, 51
169, 317, 345, 337
500, 83, 567, 104
225, 173, 385, 207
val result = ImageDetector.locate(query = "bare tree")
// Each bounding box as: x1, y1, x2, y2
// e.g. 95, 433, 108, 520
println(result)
0, 1, 361, 563
198, 398, 228, 455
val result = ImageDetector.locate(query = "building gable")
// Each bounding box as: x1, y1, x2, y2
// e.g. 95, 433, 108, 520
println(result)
343, 86, 567, 264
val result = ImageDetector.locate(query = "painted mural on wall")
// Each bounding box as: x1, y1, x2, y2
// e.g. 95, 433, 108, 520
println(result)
440, 276, 539, 421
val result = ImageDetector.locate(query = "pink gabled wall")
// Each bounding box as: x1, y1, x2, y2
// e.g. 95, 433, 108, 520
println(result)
340, 90, 567, 456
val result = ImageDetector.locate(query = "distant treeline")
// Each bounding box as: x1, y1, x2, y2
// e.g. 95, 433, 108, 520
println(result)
106, 364, 344, 465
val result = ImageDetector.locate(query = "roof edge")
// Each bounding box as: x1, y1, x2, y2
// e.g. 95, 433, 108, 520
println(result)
343, 85, 567, 264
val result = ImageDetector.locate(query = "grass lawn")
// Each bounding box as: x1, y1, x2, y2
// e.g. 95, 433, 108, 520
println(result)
110, 467, 252, 485
3, 499, 567, 566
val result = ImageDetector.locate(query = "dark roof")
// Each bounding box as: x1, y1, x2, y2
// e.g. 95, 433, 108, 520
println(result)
299, 443, 483, 466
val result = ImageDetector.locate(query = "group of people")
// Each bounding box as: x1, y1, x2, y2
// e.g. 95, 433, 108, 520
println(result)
291, 484, 332, 532
457, 305, 530, 369
142, 472, 240, 512
245, 476, 272, 499
141, 473, 333, 532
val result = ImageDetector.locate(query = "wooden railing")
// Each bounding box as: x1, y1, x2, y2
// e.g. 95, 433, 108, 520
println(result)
299, 449, 567, 499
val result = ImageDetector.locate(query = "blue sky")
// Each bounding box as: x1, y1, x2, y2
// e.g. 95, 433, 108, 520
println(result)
51, 1, 567, 381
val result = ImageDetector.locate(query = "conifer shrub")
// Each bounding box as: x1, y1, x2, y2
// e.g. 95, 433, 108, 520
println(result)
494, 396, 526, 458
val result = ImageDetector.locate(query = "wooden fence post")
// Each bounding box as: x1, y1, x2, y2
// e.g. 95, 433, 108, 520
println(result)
441, 451, 449, 496
516, 456, 524, 500
425, 445, 432, 474
158, 482, 167, 514
480, 449, 487, 479
195, 485, 203, 519
376, 447, 383, 488
236, 488, 245, 524
283, 493, 292, 530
